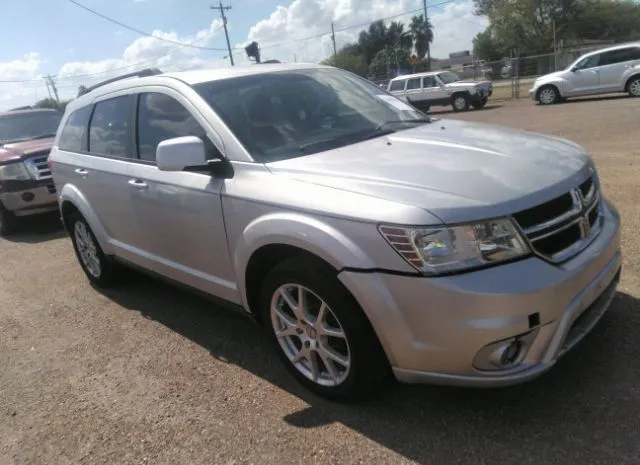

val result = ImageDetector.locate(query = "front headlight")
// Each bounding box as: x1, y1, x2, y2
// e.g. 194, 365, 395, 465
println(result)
379, 219, 530, 275
0, 161, 30, 181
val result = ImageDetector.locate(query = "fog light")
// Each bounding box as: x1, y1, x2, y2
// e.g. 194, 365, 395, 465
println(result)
501, 340, 522, 365
21, 192, 35, 202
489, 339, 524, 368
473, 328, 539, 371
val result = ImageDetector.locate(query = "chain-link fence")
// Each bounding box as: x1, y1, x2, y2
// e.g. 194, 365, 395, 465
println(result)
370, 43, 617, 100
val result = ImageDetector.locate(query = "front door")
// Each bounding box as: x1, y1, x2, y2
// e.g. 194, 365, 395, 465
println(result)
566, 53, 602, 96
125, 91, 239, 303
423, 75, 449, 105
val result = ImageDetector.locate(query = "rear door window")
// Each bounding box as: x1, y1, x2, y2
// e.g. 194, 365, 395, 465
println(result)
406, 78, 422, 90
88, 95, 133, 157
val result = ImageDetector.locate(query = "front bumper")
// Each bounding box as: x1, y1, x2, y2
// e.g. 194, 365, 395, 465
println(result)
0, 178, 58, 216
338, 199, 622, 387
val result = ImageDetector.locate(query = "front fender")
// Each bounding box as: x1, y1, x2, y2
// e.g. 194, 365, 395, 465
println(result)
233, 212, 377, 309
59, 183, 113, 255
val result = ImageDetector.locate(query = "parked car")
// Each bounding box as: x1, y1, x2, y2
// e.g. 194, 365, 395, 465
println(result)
530, 41, 640, 104
0, 108, 62, 235
387, 70, 493, 112
50, 64, 621, 401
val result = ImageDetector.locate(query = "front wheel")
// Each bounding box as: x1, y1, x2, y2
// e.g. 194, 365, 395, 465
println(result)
260, 255, 390, 402
471, 97, 488, 109
452, 93, 470, 112
537, 85, 559, 105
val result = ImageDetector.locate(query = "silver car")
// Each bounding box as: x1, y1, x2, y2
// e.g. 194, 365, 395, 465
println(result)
530, 42, 640, 104
49, 64, 622, 401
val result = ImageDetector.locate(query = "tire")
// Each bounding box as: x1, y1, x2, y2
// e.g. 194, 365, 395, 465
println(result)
537, 85, 559, 105
452, 93, 470, 112
627, 76, 640, 97
260, 255, 390, 402
471, 97, 488, 110
0, 203, 19, 236
68, 211, 120, 287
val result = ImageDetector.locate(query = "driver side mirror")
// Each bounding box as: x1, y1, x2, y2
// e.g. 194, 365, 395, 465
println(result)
156, 136, 208, 171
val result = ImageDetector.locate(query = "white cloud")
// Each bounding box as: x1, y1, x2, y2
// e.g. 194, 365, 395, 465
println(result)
0, 0, 487, 109
245, 0, 487, 63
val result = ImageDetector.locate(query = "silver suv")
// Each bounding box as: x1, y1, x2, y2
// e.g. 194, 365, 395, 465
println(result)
530, 42, 640, 104
49, 64, 622, 401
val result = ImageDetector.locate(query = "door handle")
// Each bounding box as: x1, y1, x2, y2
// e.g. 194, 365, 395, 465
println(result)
74, 168, 88, 175
128, 179, 148, 189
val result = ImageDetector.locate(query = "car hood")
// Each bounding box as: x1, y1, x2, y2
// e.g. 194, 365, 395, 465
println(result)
537, 70, 568, 81
0, 137, 54, 165
266, 119, 592, 223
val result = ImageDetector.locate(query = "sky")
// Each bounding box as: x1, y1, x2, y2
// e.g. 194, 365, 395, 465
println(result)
0, 0, 488, 109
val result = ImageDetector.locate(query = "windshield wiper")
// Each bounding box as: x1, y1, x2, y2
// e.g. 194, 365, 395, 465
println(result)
2, 133, 57, 144
375, 118, 431, 131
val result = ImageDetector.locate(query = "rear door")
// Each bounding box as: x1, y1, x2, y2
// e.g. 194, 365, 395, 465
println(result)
404, 77, 424, 104
598, 47, 640, 91
55, 93, 139, 251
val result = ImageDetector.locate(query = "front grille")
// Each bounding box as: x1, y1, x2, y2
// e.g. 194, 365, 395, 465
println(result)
512, 175, 603, 263
25, 154, 52, 180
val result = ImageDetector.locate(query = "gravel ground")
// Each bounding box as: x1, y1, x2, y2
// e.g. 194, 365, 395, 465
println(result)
2, 95, 640, 465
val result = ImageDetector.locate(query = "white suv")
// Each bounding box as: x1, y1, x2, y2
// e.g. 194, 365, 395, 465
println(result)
530, 42, 640, 104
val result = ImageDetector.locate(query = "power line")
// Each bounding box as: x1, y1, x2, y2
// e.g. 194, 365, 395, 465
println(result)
67, 0, 229, 51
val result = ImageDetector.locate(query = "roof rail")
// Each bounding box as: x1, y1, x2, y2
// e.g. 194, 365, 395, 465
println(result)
77, 68, 163, 97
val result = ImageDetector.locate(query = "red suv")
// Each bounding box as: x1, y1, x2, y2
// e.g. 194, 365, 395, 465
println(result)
0, 108, 62, 235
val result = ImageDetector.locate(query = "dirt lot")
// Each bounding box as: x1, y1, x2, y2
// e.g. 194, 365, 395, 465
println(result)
2, 95, 640, 465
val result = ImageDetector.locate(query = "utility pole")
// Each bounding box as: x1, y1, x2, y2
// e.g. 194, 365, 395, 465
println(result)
331, 22, 337, 57
552, 19, 558, 71
423, 0, 431, 71
46, 75, 59, 103
211, 2, 234, 66
44, 79, 53, 102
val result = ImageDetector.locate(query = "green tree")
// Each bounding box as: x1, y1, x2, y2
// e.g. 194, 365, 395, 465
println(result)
409, 15, 434, 63
321, 46, 368, 76
358, 20, 391, 65
368, 47, 411, 80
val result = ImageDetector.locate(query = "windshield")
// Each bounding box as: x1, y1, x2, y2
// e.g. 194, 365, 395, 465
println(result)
0, 111, 62, 145
437, 71, 461, 84
193, 68, 430, 162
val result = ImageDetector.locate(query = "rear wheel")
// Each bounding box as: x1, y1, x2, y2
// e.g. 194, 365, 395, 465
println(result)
0, 203, 18, 236
537, 85, 559, 105
452, 93, 470, 112
68, 211, 120, 287
627, 76, 640, 97
260, 255, 390, 401
471, 97, 488, 109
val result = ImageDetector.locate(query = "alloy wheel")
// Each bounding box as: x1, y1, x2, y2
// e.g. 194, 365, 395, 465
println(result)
270, 283, 351, 387
74, 221, 102, 278
629, 79, 640, 97
539, 87, 557, 104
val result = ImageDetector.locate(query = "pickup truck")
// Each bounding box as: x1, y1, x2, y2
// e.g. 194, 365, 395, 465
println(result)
0, 108, 62, 235
388, 70, 493, 112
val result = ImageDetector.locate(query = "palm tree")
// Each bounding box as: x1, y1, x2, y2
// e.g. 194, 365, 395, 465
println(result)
409, 15, 434, 67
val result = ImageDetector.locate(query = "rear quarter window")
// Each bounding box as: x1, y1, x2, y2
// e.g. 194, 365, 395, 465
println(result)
58, 106, 91, 152
389, 80, 405, 92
